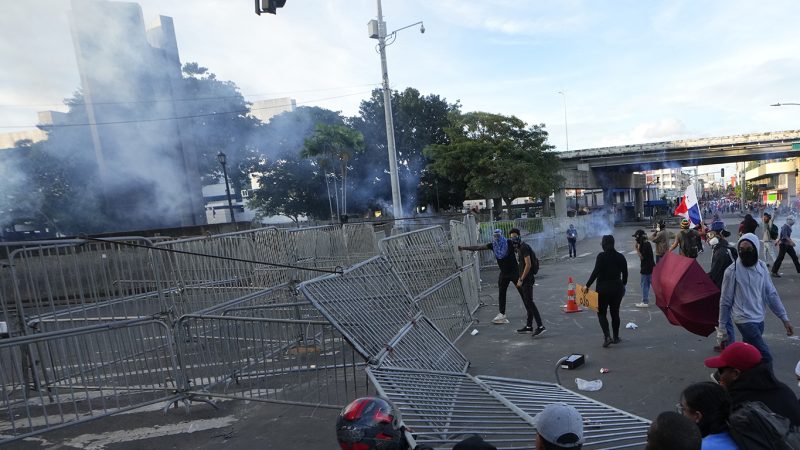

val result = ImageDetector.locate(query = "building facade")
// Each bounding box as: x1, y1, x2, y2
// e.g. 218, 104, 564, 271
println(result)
69, 0, 205, 230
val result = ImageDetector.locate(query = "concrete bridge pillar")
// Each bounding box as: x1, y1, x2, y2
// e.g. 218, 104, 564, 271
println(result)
787, 173, 797, 207
555, 189, 567, 218
635, 188, 644, 220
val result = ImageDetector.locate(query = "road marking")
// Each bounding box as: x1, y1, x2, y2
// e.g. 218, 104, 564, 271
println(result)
577, 253, 591, 258
627, 250, 638, 255
62, 416, 238, 449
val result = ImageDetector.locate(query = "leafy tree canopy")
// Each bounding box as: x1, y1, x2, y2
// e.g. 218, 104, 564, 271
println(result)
424, 111, 562, 212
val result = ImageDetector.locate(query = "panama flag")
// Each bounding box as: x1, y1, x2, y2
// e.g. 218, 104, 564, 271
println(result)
674, 184, 703, 226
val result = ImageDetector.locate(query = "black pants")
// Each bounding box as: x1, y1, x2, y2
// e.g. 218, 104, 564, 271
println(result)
518, 276, 543, 328
772, 244, 800, 274
567, 238, 577, 257
497, 273, 519, 315
596, 281, 624, 339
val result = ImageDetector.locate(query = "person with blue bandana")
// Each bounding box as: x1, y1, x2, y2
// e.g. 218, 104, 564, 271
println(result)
459, 229, 520, 324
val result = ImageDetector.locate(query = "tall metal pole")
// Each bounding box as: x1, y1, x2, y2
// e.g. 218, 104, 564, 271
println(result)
558, 91, 569, 151
376, 0, 403, 220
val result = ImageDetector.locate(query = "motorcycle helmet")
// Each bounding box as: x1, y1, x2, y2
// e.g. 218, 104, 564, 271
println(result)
336, 396, 405, 450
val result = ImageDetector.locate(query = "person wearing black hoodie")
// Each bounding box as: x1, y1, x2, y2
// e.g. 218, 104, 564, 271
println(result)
705, 342, 800, 426
707, 229, 737, 352
583, 235, 628, 348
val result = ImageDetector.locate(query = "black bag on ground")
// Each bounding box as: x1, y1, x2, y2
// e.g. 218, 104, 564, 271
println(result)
727, 401, 800, 449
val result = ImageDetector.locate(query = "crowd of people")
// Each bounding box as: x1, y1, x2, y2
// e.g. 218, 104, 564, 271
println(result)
335, 206, 800, 449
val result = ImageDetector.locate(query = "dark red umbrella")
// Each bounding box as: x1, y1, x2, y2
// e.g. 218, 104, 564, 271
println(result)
652, 251, 721, 337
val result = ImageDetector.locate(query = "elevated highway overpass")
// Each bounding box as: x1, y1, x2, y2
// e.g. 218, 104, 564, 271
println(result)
552, 130, 800, 218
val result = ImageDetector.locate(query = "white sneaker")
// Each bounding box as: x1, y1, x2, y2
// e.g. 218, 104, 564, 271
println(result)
492, 313, 509, 324
634, 302, 650, 308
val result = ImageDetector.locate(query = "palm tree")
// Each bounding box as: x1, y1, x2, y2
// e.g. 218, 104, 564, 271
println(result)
302, 124, 364, 216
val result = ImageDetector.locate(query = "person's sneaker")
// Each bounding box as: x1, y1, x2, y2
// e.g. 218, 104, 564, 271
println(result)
516, 326, 533, 334
634, 302, 650, 308
602, 336, 612, 348
771, 272, 781, 278
532, 326, 547, 337
612, 337, 622, 344
492, 313, 509, 324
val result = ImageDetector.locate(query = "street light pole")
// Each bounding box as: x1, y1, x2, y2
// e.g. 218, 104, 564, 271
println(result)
771, 102, 800, 106
558, 91, 569, 151
375, 0, 402, 221
217, 152, 236, 225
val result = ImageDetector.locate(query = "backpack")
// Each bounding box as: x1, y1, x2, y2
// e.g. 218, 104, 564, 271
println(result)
727, 401, 800, 450
532, 252, 540, 275
770, 223, 779, 240
681, 230, 699, 258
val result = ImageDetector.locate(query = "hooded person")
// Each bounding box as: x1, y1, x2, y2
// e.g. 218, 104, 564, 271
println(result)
717, 233, 794, 366
583, 235, 628, 347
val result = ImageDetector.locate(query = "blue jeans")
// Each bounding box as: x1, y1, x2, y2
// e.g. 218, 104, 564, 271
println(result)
723, 317, 736, 347
640, 274, 652, 303
736, 321, 771, 365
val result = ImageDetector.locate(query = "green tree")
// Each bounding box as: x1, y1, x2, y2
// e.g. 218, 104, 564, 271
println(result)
301, 124, 364, 216
350, 88, 460, 212
424, 112, 562, 217
248, 156, 331, 224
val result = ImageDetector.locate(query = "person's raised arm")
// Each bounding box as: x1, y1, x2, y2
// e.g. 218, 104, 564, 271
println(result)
458, 244, 491, 252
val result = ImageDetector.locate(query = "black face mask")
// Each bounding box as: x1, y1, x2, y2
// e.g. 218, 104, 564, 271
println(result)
739, 248, 758, 267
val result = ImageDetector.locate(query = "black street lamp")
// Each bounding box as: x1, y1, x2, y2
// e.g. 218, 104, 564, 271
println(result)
216, 152, 236, 224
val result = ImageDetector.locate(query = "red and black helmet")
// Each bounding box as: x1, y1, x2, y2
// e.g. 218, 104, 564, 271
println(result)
336, 396, 404, 450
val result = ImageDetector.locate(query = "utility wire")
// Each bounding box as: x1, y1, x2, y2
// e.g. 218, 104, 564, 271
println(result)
0, 91, 373, 129
0, 83, 380, 109
83, 236, 343, 275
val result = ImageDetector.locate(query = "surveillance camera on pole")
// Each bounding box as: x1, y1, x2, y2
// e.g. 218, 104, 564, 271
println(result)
255, 0, 286, 15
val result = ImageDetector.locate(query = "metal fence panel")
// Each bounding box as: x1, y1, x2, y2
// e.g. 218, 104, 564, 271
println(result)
369, 368, 650, 450
476, 376, 650, 449
375, 316, 468, 373
378, 227, 459, 298
299, 257, 416, 361
449, 220, 481, 314
0, 319, 180, 445
413, 273, 473, 343
176, 315, 369, 408
368, 368, 536, 449
4, 239, 172, 333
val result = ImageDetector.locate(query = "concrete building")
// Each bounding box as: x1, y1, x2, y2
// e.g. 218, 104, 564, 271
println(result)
745, 158, 799, 206
0, 129, 47, 150
250, 97, 296, 124
68, 0, 205, 230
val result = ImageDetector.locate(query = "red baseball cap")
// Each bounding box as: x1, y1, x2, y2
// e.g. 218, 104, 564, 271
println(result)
704, 342, 762, 371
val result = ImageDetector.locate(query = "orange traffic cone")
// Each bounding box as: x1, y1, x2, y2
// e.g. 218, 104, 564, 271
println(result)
564, 276, 582, 313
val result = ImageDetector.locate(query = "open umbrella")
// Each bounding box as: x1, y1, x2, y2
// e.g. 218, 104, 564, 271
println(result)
652, 251, 721, 337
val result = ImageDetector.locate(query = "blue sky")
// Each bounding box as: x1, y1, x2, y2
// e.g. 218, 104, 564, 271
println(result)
2, 0, 799, 156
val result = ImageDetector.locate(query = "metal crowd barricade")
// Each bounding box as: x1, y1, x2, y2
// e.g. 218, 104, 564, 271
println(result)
378, 226, 459, 297
3, 238, 172, 333
0, 318, 180, 445
379, 226, 474, 340
476, 376, 650, 449
367, 368, 650, 450
299, 257, 416, 361
343, 223, 379, 266
175, 314, 369, 409
449, 219, 481, 314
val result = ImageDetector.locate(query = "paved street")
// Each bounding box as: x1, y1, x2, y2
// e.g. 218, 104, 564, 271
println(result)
12, 221, 800, 449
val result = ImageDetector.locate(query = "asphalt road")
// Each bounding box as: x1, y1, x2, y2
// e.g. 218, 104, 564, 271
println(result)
11, 221, 800, 449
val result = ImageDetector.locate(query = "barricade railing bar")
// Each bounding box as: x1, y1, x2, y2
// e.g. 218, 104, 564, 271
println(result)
175, 314, 369, 409
378, 226, 459, 298
411, 271, 474, 343
0, 318, 181, 445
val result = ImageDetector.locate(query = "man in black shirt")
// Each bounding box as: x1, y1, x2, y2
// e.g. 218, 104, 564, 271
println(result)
509, 228, 546, 336
584, 235, 628, 347
459, 228, 518, 324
